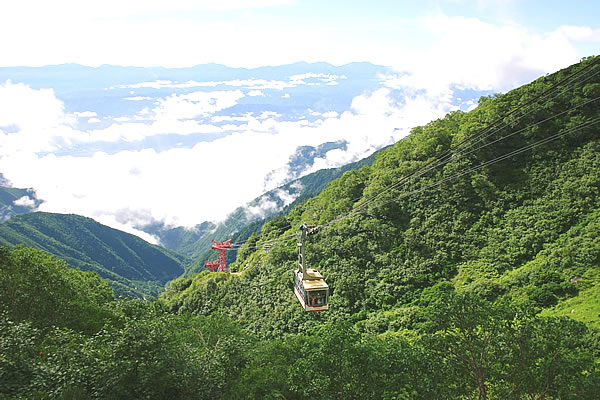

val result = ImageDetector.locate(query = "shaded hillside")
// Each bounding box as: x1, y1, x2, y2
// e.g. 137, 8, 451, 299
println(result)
0, 185, 42, 222
160, 56, 600, 337
0, 212, 189, 296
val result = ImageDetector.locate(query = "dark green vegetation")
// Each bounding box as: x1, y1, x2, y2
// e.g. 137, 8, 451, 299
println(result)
1, 246, 249, 399
0, 212, 188, 297
2, 57, 600, 399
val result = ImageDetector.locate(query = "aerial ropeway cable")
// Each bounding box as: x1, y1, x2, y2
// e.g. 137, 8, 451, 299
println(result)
202, 57, 600, 310
215, 59, 600, 254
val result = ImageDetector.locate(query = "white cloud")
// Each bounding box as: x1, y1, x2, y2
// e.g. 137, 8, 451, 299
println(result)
85, 119, 223, 143
115, 78, 300, 91
0, 81, 68, 131
247, 90, 265, 97
0, 75, 484, 237
557, 25, 600, 42
244, 196, 280, 220
351, 88, 397, 116
212, 114, 254, 123
1, 1, 595, 70
124, 96, 153, 101
257, 111, 280, 120
71, 89, 246, 144
289, 72, 345, 84
13, 195, 36, 207
74, 111, 97, 118
243, 186, 301, 220
0, 81, 82, 154
389, 14, 583, 97
152, 90, 245, 120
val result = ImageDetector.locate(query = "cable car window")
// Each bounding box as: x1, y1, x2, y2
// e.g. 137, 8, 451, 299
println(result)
308, 290, 327, 306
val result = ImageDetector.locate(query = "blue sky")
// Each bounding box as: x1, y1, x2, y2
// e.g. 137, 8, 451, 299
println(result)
0, 0, 598, 241
0, 0, 597, 68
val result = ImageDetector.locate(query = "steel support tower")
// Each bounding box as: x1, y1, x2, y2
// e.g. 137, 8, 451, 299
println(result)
204, 239, 233, 272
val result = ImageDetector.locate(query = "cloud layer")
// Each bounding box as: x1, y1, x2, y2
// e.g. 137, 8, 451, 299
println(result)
0, 69, 461, 242
1, 7, 596, 242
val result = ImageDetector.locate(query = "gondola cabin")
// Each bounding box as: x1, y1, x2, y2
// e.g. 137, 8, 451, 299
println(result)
294, 268, 329, 312
294, 224, 329, 312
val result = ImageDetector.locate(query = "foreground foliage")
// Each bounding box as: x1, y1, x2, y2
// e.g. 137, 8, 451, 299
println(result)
1, 246, 599, 399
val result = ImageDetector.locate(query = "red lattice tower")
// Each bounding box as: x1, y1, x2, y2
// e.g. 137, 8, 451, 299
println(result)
204, 239, 233, 273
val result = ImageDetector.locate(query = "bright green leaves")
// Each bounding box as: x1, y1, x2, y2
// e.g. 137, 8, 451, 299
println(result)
0, 246, 115, 333
422, 293, 600, 399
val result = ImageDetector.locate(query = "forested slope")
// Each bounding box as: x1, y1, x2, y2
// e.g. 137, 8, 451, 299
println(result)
158, 57, 600, 396
0, 212, 188, 296
161, 56, 600, 334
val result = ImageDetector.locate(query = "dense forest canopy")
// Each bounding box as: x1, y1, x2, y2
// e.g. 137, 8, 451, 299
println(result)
1, 56, 600, 399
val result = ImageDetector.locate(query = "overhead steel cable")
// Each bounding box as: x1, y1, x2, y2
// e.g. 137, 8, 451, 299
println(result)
319, 59, 600, 229
320, 96, 600, 230
232, 111, 600, 256
434, 62, 600, 166
236, 114, 599, 253
341, 116, 600, 219
452, 95, 600, 160
224, 58, 600, 253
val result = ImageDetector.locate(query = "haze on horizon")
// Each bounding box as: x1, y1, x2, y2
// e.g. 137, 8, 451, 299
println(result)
0, 0, 598, 243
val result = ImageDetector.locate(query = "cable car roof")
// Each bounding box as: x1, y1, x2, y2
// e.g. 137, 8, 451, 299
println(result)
298, 269, 329, 290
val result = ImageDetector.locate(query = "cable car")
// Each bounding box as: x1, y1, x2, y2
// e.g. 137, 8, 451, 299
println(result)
293, 224, 329, 312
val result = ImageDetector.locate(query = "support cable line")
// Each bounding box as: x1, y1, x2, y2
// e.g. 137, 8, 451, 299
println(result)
225, 115, 599, 254
217, 58, 600, 254
360, 116, 600, 215
321, 91, 600, 230
324, 59, 600, 226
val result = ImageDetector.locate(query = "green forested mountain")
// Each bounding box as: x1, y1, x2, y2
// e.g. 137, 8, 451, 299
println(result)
0, 212, 188, 296
159, 57, 600, 395
2, 57, 599, 399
